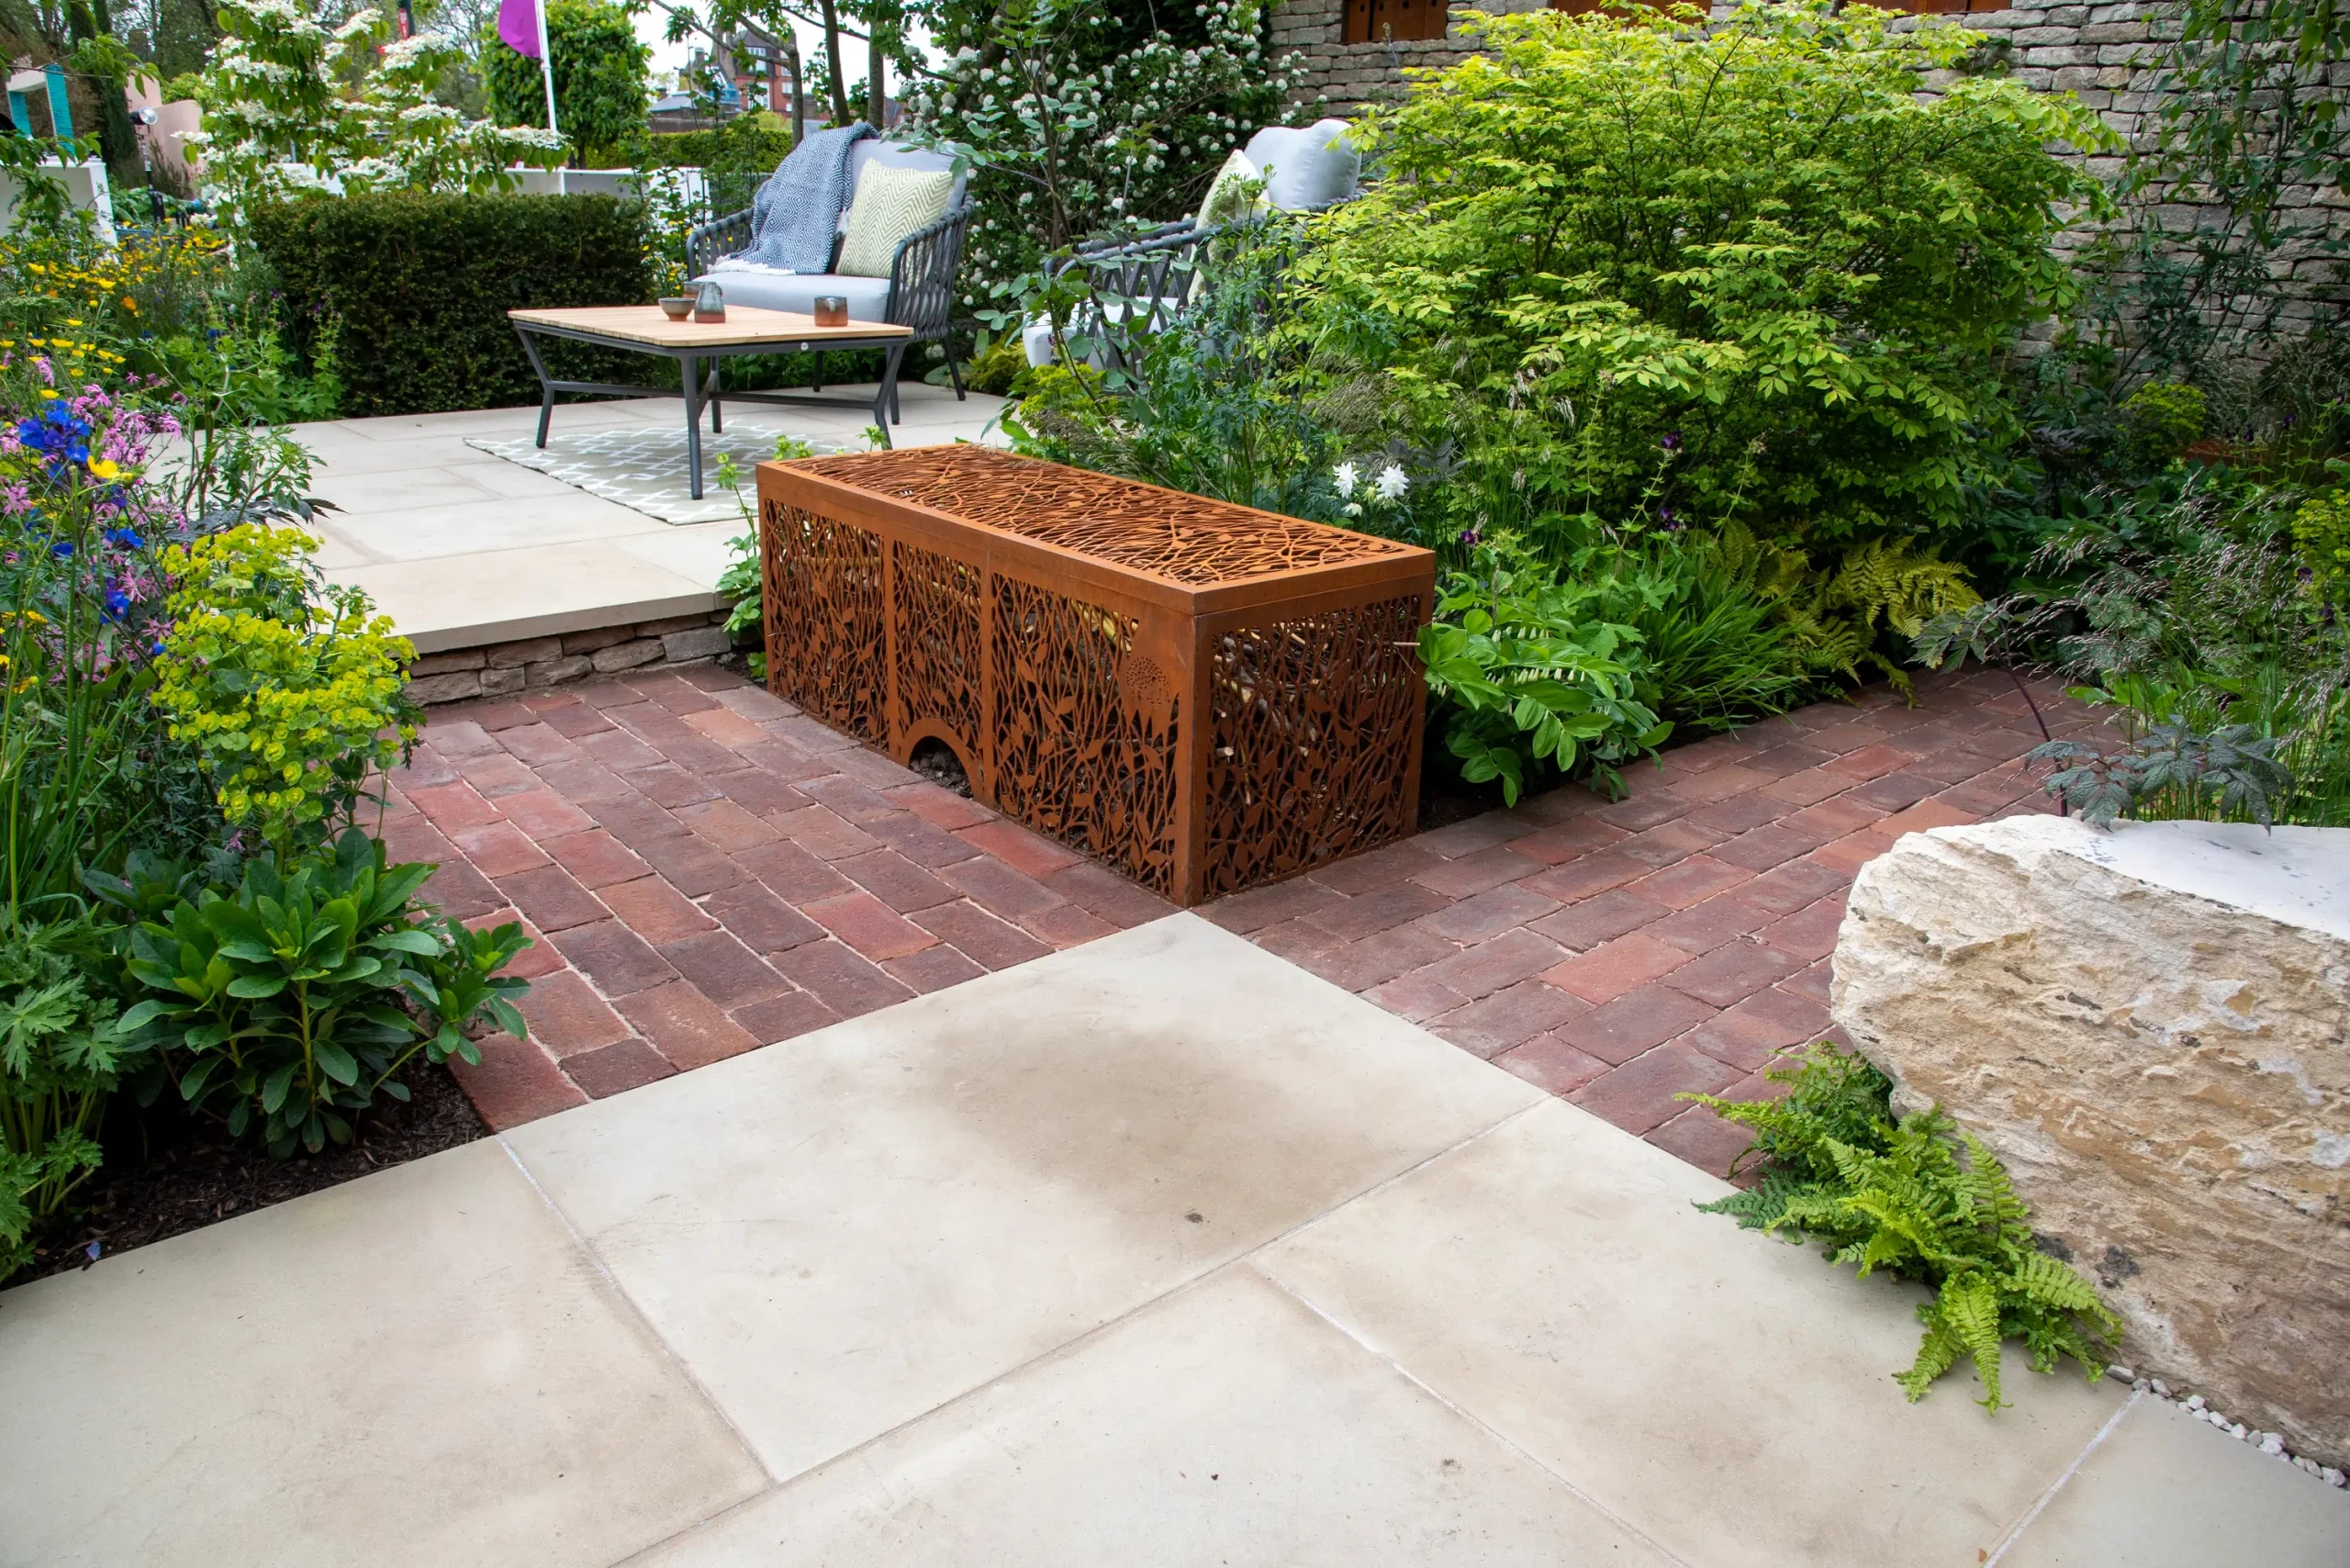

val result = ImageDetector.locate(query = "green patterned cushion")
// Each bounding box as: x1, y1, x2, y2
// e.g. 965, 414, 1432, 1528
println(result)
836, 164, 955, 279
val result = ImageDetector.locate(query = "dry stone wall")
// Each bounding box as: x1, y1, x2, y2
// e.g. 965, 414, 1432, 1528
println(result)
1830, 816, 2350, 1467
405, 610, 733, 705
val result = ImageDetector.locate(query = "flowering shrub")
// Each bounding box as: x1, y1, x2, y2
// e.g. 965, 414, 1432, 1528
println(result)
184, 0, 565, 226
151, 525, 419, 852
901, 0, 1291, 303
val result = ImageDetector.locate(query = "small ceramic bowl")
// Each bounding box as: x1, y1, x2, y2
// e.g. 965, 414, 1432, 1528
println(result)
658, 296, 694, 320
812, 295, 849, 329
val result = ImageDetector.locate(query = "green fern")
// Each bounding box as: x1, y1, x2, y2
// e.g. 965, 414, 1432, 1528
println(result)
1683, 1042, 2121, 1412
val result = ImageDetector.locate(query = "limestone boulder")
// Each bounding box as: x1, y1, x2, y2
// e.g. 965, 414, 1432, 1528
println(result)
1831, 816, 2350, 1464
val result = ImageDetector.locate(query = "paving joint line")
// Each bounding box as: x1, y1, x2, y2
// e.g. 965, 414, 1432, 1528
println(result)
598, 1076, 1554, 1564
1982, 1386, 2140, 1565
1248, 1261, 1695, 1567
491, 1135, 778, 1492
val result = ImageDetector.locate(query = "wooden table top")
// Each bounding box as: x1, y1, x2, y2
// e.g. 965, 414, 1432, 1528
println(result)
508, 304, 914, 349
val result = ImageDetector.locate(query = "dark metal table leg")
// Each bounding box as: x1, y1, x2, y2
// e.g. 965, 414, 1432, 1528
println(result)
871, 344, 906, 448
707, 362, 723, 433
515, 327, 556, 448
681, 351, 705, 498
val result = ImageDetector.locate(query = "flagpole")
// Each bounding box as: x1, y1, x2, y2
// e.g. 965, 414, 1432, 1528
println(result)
533, 0, 564, 192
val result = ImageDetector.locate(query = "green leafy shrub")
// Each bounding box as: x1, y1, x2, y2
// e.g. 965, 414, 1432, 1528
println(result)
248, 190, 653, 416
2120, 381, 2209, 469
1419, 534, 1671, 803
93, 828, 532, 1158
713, 435, 820, 682
484, 0, 651, 168
0, 919, 146, 1274
1685, 1043, 2121, 1412
151, 525, 420, 855
1304, 2, 2109, 557
2293, 480, 2350, 610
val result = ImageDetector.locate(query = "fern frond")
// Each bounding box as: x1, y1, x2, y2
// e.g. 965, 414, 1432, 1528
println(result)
1686, 1041, 2124, 1415
1936, 1275, 2009, 1410
1897, 1316, 1965, 1403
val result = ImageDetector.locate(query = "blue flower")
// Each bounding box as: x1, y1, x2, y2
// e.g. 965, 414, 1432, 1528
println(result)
104, 588, 129, 619
105, 527, 143, 549
50, 541, 72, 558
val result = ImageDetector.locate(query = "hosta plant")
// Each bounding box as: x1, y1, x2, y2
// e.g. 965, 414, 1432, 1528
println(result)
1684, 1043, 2121, 1411
93, 828, 532, 1158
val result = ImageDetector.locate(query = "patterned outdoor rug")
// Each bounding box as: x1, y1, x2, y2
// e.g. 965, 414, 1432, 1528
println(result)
467, 423, 852, 525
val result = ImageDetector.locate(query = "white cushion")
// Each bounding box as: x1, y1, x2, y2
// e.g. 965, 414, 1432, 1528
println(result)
695, 264, 895, 321
1196, 148, 1267, 228
837, 163, 955, 278
1241, 119, 1359, 211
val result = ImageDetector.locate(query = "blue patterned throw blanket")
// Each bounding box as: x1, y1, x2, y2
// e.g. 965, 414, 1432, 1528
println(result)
743, 122, 877, 274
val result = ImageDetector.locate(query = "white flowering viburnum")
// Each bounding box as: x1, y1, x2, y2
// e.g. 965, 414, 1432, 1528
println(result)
897, 0, 1296, 311
188, 0, 565, 228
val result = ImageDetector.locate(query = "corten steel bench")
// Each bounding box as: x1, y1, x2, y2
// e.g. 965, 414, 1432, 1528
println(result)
755, 447, 1436, 904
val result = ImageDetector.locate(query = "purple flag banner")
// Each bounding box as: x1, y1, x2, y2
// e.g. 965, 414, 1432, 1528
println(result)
498, 0, 541, 57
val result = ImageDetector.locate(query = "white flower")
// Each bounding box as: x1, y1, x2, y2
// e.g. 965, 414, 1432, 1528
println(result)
1332, 461, 1358, 498
334, 9, 380, 39
1374, 464, 1408, 501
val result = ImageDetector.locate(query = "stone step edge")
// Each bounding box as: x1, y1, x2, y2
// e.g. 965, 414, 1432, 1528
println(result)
405, 610, 735, 705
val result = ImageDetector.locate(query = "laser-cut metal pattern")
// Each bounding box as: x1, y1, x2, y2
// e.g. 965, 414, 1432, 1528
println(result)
789, 444, 1417, 587
759, 450, 1435, 903
1203, 597, 1428, 899
989, 578, 1181, 894
763, 501, 886, 745
892, 540, 982, 761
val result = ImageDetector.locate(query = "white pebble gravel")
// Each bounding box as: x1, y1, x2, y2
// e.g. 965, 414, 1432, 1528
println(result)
2119, 1376, 2345, 1485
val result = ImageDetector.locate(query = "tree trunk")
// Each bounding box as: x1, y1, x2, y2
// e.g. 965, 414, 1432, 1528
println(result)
867, 0, 890, 130
782, 30, 802, 151
818, 0, 849, 124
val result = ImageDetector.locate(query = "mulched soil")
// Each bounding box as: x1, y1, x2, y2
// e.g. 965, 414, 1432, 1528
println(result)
17, 1065, 485, 1285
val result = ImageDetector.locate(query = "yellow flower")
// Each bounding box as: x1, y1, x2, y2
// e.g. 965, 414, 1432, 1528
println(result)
87, 457, 120, 481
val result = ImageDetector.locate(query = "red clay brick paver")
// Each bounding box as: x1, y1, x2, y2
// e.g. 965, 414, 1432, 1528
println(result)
385, 667, 1176, 1131
1205, 667, 2103, 1179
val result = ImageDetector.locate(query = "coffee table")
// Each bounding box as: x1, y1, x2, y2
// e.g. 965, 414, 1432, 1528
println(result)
507, 305, 919, 499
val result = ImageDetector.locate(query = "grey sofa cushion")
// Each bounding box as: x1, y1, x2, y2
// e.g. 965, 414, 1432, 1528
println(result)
694, 264, 894, 321
1241, 120, 1359, 212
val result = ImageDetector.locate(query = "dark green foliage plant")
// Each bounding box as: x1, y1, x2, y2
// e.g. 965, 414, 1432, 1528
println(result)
249, 191, 654, 416
1419, 533, 1672, 803
1684, 1043, 2122, 1412
485, 0, 651, 167
92, 828, 532, 1159
1302, 2, 2109, 558
1919, 484, 2350, 827
0, 918, 146, 1274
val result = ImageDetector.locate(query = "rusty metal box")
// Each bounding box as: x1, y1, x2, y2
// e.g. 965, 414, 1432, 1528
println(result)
757, 447, 1434, 904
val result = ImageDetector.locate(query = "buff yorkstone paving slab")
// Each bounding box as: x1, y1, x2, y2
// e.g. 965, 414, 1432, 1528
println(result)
499, 915, 1542, 1482
0, 1141, 767, 1568
1253, 1100, 2128, 1568
635, 1269, 1673, 1567
1994, 1395, 2350, 1567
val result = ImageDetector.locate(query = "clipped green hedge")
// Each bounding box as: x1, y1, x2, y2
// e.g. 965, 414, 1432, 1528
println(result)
251, 191, 655, 417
